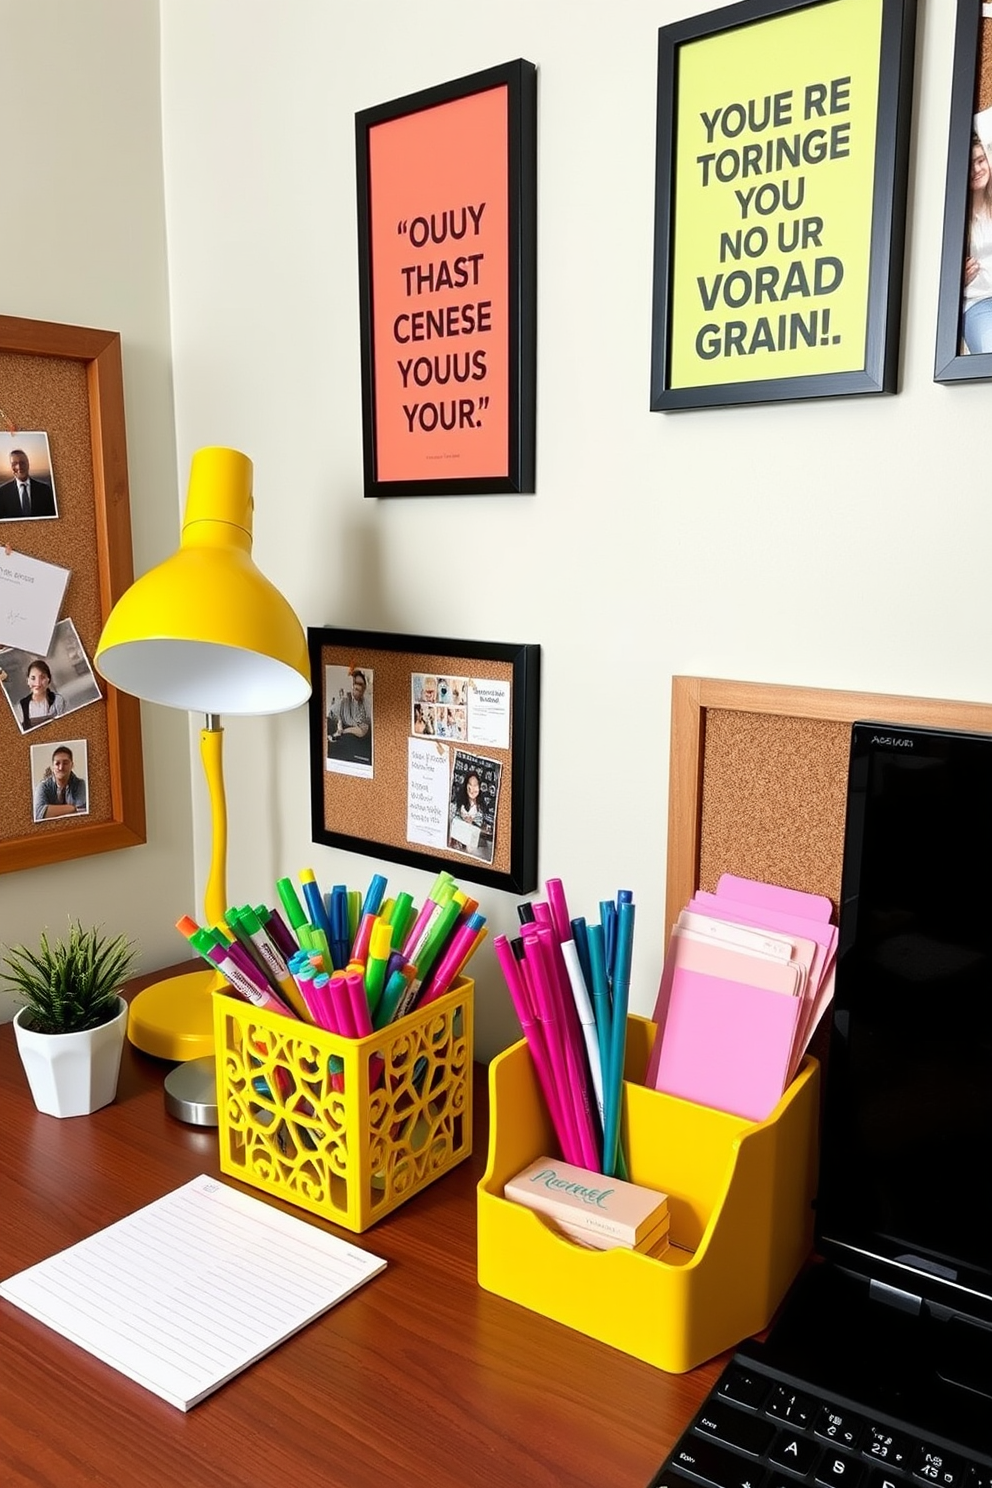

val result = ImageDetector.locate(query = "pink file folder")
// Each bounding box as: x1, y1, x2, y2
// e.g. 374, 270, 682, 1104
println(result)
644, 928, 802, 1088
651, 966, 802, 1123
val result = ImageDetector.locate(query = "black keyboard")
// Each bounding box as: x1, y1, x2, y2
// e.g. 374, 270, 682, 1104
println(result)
647, 1357, 992, 1488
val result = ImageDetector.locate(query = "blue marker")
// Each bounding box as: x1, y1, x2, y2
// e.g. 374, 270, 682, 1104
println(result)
299, 868, 333, 949
361, 873, 388, 919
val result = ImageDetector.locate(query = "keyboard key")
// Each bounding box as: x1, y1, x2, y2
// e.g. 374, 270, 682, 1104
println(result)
647, 1469, 715, 1488
766, 1387, 816, 1429
963, 1466, 992, 1488
769, 1433, 820, 1476
696, 1402, 776, 1457
816, 1450, 866, 1488
864, 1427, 912, 1469
815, 1407, 865, 1451
914, 1447, 963, 1488
672, 1434, 769, 1488
867, 1468, 907, 1488
719, 1367, 773, 1411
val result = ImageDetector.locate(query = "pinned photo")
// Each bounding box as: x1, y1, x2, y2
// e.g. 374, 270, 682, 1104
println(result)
31, 737, 89, 822
1, 619, 103, 734
447, 749, 501, 865
0, 431, 59, 522
326, 664, 373, 778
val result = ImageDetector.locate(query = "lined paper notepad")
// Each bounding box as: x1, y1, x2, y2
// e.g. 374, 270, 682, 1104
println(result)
0, 1174, 386, 1411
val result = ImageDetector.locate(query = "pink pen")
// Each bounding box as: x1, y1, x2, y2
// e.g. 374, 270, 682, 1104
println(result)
519, 933, 582, 1165
301, 972, 338, 1032
344, 971, 373, 1038
418, 915, 486, 1007
525, 929, 599, 1171
533, 922, 601, 1169
328, 974, 357, 1037
401, 896, 440, 963
350, 911, 378, 967
207, 944, 296, 1018
545, 878, 573, 945
494, 935, 572, 1161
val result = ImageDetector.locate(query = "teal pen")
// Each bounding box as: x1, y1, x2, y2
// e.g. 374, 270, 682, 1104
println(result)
602, 900, 635, 1178
374, 960, 416, 1029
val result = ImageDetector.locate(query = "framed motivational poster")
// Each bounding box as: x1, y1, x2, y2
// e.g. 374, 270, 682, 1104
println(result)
935, 0, 992, 383
649, 0, 916, 411
356, 59, 537, 497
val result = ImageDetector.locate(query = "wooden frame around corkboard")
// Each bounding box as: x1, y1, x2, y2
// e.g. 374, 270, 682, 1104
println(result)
0, 315, 145, 875
666, 675, 992, 932
308, 627, 540, 892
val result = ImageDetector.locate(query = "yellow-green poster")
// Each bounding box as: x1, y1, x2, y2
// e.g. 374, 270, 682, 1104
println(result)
651, 0, 916, 410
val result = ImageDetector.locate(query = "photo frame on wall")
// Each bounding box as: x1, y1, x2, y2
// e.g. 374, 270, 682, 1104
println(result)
935, 0, 992, 383
649, 0, 917, 411
308, 628, 540, 893
355, 59, 537, 498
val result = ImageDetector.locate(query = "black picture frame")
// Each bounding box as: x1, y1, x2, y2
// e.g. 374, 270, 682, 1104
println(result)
935, 0, 992, 383
355, 60, 537, 497
308, 627, 540, 893
649, 0, 917, 411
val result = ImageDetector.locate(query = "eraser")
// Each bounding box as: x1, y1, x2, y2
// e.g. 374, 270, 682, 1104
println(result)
504, 1157, 668, 1246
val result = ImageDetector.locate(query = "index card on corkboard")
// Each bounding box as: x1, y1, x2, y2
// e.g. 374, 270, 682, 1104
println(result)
0, 315, 145, 876
308, 628, 539, 893
666, 676, 992, 934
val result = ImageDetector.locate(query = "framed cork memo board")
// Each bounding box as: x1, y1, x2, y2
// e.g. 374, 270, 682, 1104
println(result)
666, 675, 992, 933
0, 315, 145, 875
308, 627, 540, 892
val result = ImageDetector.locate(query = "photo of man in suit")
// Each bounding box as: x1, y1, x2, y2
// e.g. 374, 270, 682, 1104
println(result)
0, 448, 58, 521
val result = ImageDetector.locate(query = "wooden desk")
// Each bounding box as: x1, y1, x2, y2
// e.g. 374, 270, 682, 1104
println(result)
0, 966, 724, 1488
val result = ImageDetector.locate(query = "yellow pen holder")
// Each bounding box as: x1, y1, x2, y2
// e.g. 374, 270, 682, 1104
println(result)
214, 978, 473, 1232
477, 1014, 819, 1373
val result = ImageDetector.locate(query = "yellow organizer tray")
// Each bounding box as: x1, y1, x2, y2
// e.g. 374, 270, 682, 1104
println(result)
478, 1014, 819, 1373
215, 977, 473, 1232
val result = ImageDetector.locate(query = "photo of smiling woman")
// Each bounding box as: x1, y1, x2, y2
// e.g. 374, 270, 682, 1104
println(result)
963, 130, 992, 351
447, 750, 500, 865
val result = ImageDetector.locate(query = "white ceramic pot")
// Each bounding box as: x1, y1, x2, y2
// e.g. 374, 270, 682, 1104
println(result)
13, 995, 127, 1118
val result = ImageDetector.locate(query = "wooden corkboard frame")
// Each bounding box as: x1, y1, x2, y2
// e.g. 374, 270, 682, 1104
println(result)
666, 676, 992, 933
308, 628, 540, 893
0, 315, 145, 875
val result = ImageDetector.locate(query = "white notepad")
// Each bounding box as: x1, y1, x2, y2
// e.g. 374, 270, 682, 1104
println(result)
0, 1174, 387, 1411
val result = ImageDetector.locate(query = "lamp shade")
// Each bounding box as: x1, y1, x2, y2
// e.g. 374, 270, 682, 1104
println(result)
95, 447, 310, 714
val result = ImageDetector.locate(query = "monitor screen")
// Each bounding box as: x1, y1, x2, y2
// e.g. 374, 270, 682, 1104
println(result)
817, 721, 992, 1321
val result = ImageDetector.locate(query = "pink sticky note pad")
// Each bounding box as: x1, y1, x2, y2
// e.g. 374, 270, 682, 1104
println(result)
651, 966, 801, 1122
716, 874, 834, 923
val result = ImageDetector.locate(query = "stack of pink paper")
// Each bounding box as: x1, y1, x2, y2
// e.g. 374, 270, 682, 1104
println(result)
643, 874, 837, 1122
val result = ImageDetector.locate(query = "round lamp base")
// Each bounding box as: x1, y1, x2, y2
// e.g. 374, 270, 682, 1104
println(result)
164, 1056, 218, 1126
127, 967, 217, 1061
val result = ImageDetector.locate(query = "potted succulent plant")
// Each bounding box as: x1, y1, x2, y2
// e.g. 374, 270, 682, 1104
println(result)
3, 920, 138, 1118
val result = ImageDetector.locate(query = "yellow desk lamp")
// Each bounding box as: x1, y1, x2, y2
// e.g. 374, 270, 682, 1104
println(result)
95, 446, 311, 1066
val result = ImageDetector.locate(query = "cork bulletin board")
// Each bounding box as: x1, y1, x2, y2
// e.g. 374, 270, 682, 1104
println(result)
665, 675, 992, 931
0, 316, 145, 876
308, 628, 540, 892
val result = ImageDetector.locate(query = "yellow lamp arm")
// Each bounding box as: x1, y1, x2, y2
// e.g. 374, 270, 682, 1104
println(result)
200, 717, 227, 929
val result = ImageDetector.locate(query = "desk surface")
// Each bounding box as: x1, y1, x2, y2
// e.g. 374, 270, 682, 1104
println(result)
0, 966, 724, 1488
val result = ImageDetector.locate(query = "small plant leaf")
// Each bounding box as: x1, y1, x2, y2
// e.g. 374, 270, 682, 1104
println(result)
2, 920, 139, 1035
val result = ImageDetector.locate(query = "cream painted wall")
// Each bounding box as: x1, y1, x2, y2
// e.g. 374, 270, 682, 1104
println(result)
0, 1, 194, 1020
160, 1, 989, 1060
